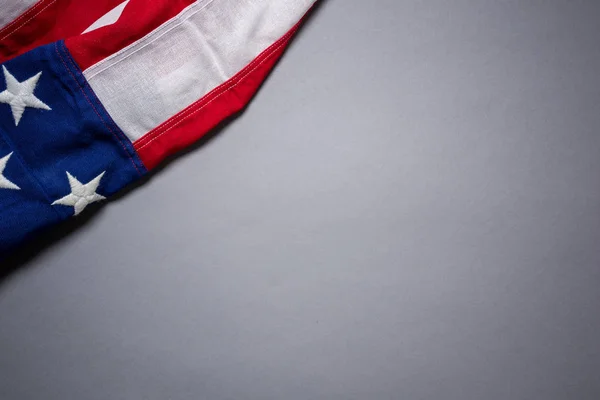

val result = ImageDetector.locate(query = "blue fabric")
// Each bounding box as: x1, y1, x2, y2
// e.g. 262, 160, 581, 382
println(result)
0, 41, 146, 255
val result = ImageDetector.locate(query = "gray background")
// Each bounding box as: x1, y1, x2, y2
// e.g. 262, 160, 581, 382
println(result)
2, 0, 600, 399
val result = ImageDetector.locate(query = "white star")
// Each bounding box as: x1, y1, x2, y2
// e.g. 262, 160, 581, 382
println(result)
0, 66, 51, 126
0, 152, 20, 190
52, 171, 106, 216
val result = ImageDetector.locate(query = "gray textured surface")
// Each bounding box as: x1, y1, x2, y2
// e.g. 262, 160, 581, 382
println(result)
2, 1, 600, 399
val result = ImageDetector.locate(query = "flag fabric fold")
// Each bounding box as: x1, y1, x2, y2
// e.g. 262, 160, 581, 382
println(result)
0, 0, 316, 254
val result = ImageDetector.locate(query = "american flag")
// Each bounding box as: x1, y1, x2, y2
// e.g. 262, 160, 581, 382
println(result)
0, 0, 316, 254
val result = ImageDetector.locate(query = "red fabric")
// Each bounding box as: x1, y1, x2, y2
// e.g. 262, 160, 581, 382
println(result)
0, 0, 125, 64
66, 0, 195, 70
134, 21, 302, 170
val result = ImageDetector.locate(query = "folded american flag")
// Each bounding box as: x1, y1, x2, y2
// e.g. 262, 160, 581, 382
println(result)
0, 0, 316, 254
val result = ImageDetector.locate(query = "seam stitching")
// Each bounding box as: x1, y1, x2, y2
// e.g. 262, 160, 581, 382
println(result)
135, 30, 294, 152
61, 41, 141, 169
55, 42, 143, 176
0, 0, 48, 35
0, 0, 56, 41
135, 27, 295, 149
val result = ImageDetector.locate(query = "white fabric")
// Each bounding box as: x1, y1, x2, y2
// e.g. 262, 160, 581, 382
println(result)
84, 0, 316, 142
0, 0, 41, 32
82, 0, 130, 34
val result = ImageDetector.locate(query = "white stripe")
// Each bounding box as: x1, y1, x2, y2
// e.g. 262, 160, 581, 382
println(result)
0, 0, 42, 32
84, 0, 315, 142
82, 0, 130, 34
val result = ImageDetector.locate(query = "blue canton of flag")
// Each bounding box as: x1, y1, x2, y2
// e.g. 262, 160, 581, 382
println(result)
0, 41, 146, 255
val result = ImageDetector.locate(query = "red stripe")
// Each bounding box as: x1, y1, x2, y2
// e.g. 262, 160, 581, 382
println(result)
134, 21, 303, 170
0, 0, 125, 64
66, 0, 196, 71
